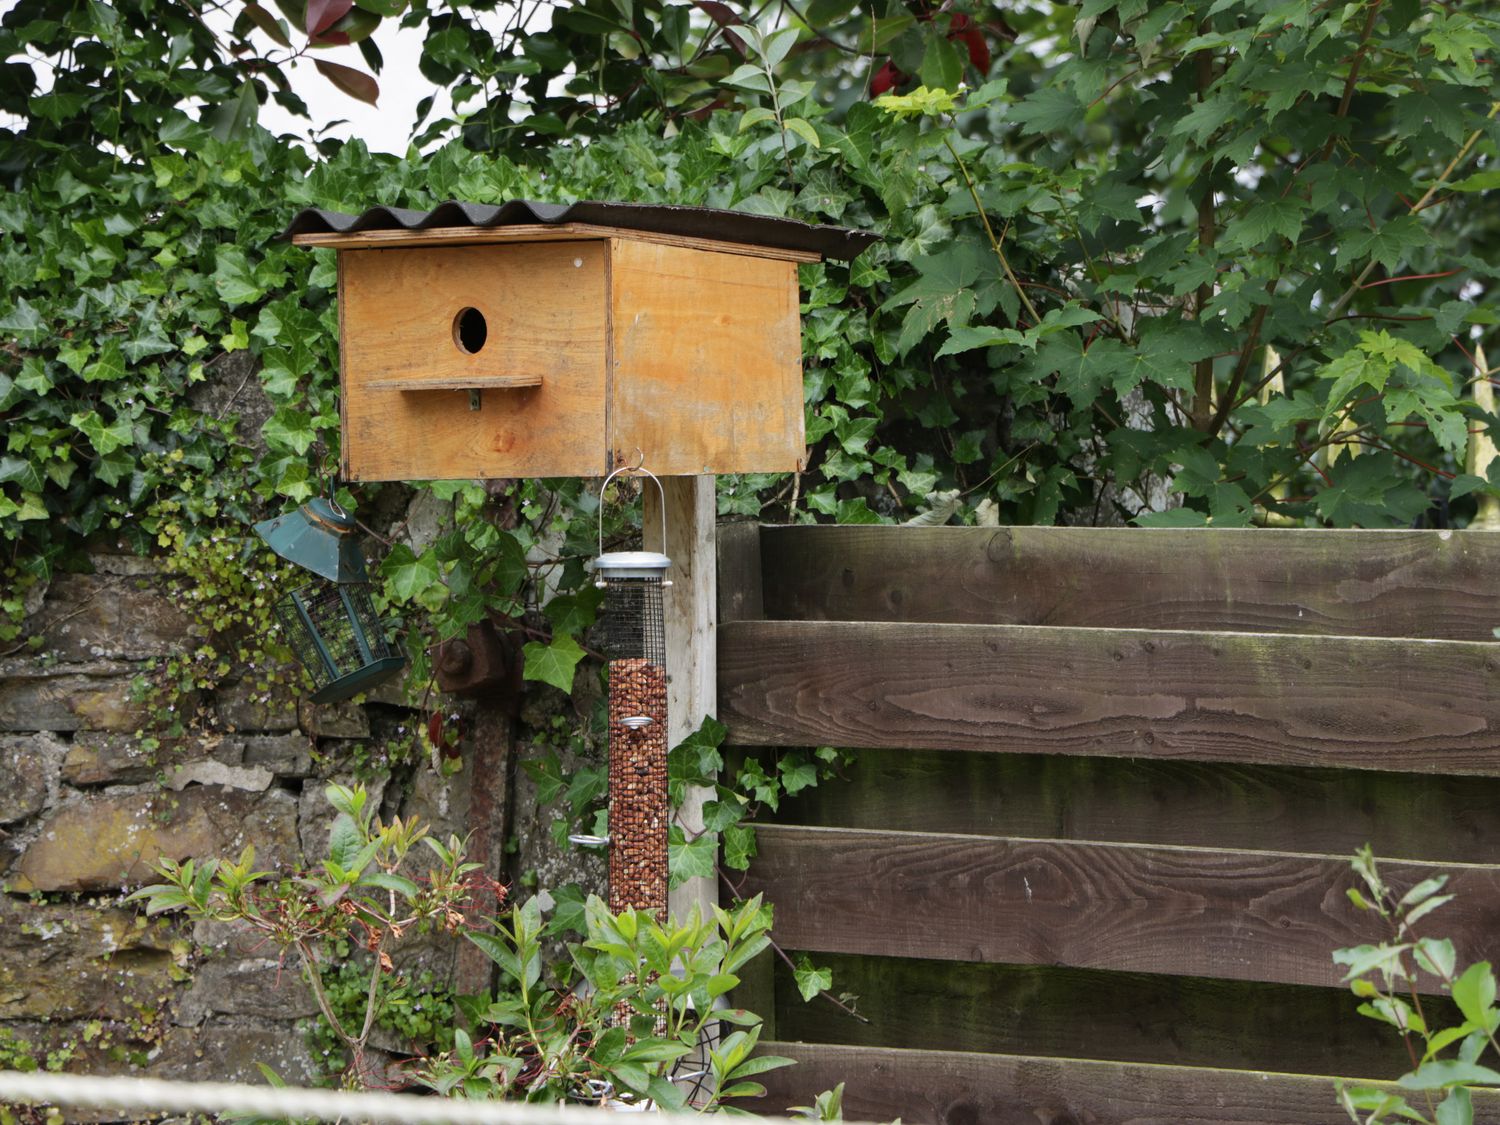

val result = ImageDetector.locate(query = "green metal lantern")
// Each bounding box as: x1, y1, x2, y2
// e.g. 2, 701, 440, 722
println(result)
254, 497, 406, 704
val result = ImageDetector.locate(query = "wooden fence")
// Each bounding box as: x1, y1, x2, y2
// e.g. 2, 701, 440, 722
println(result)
718, 524, 1500, 1124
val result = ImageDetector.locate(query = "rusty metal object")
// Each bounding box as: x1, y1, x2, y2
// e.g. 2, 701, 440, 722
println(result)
433, 621, 523, 713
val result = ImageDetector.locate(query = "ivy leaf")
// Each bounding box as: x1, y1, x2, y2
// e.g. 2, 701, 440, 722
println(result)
668, 824, 717, 887
722, 824, 758, 871
0, 457, 44, 493
522, 634, 585, 693
380, 544, 442, 602
490, 529, 529, 595
543, 588, 602, 636
69, 411, 133, 456
792, 954, 833, 1001
213, 247, 265, 306
0, 298, 44, 344
83, 339, 126, 383
260, 407, 317, 455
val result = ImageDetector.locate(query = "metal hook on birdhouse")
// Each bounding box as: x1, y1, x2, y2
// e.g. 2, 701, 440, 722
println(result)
596, 459, 667, 563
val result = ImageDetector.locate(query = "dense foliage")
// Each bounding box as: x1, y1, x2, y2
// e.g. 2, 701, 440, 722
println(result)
4, 0, 1500, 692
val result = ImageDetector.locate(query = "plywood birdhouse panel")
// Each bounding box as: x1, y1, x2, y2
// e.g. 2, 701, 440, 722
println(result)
286, 200, 875, 483
339, 240, 609, 480
608, 239, 803, 476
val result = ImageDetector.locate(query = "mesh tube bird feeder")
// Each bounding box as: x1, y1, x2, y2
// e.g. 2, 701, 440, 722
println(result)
591, 466, 671, 917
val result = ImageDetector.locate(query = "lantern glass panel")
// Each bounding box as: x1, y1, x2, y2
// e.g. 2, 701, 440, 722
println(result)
274, 578, 402, 702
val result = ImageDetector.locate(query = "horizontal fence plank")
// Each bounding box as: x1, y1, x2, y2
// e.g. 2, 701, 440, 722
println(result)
719, 620, 1500, 775
770, 952, 1423, 1078
739, 825, 1500, 991
755, 747, 1500, 863
758, 525, 1500, 640
748, 1043, 1465, 1125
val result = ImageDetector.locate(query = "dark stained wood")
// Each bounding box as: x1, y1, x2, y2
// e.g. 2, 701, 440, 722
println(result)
717, 522, 765, 624
769, 952, 1428, 1078
739, 825, 1500, 992
748, 1042, 1481, 1124
759, 525, 1500, 641
718, 620, 1500, 776
762, 747, 1500, 863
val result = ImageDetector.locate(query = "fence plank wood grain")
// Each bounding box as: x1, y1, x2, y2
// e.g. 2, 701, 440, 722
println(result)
769, 952, 1423, 1077
758, 525, 1500, 640
747, 1042, 1477, 1125
718, 619, 1500, 775
761, 747, 1500, 863
738, 825, 1500, 991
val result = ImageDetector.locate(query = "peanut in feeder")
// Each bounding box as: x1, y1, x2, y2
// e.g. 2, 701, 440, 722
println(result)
589, 466, 673, 917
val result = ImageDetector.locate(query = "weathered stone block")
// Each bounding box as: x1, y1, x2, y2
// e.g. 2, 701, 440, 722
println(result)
0, 897, 182, 1021
297, 698, 370, 738
0, 732, 63, 824
23, 573, 198, 662
176, 957, 316, 1025
8, 786, 299, 893
214, 677, 298, 733
241, 733, 315, 776
150, 1020, 318, 1086
162, 759, 274, 792
63, 732, 238, 787
0, 659, 147, 732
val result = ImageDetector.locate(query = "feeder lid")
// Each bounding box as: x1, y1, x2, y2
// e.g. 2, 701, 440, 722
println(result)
591, 551, 671, 579
253, 498, 369, 584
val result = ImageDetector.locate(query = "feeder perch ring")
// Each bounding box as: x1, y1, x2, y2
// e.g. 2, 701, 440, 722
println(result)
568, 834, 613, 848
619, 715, 654, 730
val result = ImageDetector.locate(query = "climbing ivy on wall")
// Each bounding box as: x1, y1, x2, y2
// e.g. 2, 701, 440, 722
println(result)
5, 0, 1500, 689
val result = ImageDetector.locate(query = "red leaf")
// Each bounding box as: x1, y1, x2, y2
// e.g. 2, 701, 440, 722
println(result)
242, 2, 292, 47
693, 1, 746, 54
305, 0, 353, 36
315, 59, 379, 105
869, 60, 904, 97
428, 710, 444, 748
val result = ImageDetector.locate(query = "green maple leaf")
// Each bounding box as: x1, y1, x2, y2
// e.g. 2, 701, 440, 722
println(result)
1337, 216, 1427, 272
1007, 87, 1082, 135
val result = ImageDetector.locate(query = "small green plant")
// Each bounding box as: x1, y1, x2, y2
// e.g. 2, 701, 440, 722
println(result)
1334, 846, 1500, 1124
131, 782, 481, 1086
410, 891, 791, 1110
132, 782, 838, 1112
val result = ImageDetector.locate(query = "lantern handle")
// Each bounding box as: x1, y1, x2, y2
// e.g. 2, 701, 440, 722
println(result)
598, 459, 667, 556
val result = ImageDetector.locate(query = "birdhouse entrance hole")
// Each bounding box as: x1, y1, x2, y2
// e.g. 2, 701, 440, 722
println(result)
453, 306, 487, 354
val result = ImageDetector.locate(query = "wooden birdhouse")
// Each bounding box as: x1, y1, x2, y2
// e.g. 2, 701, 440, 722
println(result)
283, 201, 874, 482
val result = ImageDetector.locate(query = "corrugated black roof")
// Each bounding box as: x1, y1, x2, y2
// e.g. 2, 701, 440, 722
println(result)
279, 201, 876, 264
280, 199, 875, 261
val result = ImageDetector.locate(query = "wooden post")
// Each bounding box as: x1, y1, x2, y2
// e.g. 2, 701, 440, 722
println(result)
715, 522, 775, 1039
643, 475, 718, 925
452, 697, 514, 995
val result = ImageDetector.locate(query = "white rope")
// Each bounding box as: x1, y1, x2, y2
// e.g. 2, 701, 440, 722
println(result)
0, 1071, 816, 1123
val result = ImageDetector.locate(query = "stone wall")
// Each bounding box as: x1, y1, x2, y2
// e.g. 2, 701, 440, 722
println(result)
0, 555, 494, 1103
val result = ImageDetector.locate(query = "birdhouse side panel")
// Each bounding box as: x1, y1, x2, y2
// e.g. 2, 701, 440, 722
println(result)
338, 241, 609, 481
608, 239, 804, 476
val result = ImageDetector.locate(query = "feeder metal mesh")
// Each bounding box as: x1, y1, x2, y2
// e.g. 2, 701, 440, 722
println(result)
596, 577, 666, 666
274, 578, 399, 696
